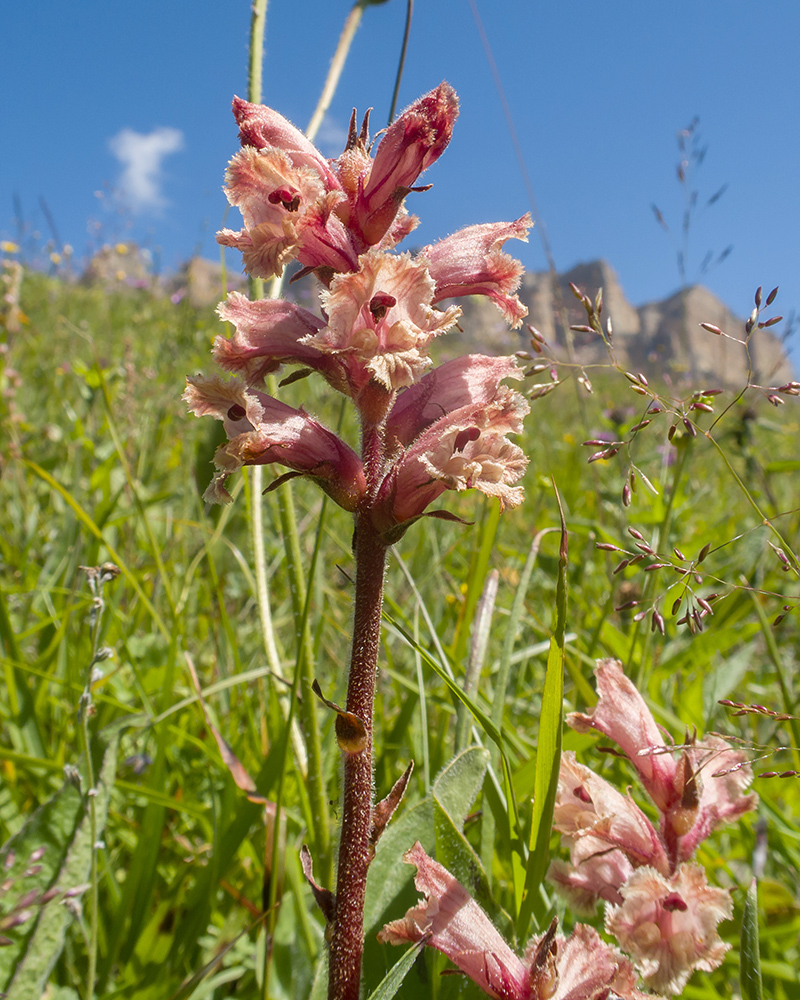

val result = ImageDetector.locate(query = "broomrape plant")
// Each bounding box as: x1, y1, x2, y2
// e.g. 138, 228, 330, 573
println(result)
186, 83, 533, 1000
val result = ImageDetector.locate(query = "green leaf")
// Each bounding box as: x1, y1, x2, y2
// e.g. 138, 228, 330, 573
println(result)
365, 944, 423, 1000
518, 491, 567, 934
740, 878, 763, 1000
2, 728, 119, 999
433, 748, 493, 912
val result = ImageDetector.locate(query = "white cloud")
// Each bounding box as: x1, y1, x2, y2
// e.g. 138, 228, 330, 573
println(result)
314, 116, 349, 158
109, 126, 184, 213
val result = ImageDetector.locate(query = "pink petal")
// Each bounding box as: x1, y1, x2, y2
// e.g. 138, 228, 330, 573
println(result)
306, 250, 460, 392
214, 292, 347, 390
674, 736, 756, 860
386, 354, 523, 447
184, 375, 365, 508
568, 659, 678, 813
553, 753, 669, 874
378, 842, 529, 999
355, 83, 459, 246
605, 863, 732, 995
425, 216, 533, 328
231, 95, 341, 190
539, 923, 646, 1000
547, 854, 634, 911
378, 387, 528, 528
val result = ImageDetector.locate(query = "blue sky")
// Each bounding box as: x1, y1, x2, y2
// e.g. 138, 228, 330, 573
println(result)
3, 1, 798, 359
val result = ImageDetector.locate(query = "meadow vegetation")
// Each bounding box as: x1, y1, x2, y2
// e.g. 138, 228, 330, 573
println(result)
0, 262, 798, 999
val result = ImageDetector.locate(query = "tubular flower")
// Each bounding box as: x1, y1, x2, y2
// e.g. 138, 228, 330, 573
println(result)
567, 659, 756, 862
337, 83, 459, 250
303, 249, 461, 394
385, 353, 524, 449
605, 864, 733, 995
216, 146, 357, 278
423, 215, 533, 328
183, 374, 365, 508
552, 753, 670, 893
213, 292, 349, 393
375, 383, 528, 533
231, 95, 341, 190
378, 842, 659, 1000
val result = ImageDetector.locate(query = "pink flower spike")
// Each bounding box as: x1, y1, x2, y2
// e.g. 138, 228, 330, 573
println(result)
605, 863, 732, 994
355, 83, 459, 247
305, 249, 460, 393
183, 374, 365, 508
379, 844, 659, 1000
568, 659, 678, 813
386, 354, 523, 448
424, 215, 533, 328
215, 292, 344, 389
231, 95, 341, 190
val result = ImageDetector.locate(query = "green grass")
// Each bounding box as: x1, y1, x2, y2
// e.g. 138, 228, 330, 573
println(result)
1, 268, 799, 998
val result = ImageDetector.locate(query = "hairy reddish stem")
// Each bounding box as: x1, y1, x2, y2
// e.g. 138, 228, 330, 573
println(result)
328, 514, 388, 1000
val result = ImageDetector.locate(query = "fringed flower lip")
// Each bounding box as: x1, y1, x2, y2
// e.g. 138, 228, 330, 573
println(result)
183, 374, 366, 508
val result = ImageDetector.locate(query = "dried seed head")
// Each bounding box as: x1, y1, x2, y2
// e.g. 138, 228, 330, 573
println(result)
596, 542, 624, 551
697, 542, 711, 563
630, 419, 651, 433
614, 558, 631, 574
668, 424, 677, 441
651, 609, 665, 634
632, 609, 648, 622
628, 527, 645, 540
570, 324, 595, 334
755, 286, 763, 308
622, 482, 632, 507
671, 597, 681, 615
759, 315, 783, 328
569, 281, 583, 301
673, 547, 686, 561
767, 394, 785, 407
766, 286, 779, 306
700, 322, 723, 336
682, 418, 697, 437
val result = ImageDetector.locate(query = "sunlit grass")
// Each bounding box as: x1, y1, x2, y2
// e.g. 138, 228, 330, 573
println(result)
1, 269, 798, 998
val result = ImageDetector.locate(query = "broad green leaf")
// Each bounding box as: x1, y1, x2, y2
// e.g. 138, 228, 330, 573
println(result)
3, 728, 119, 999
433, 748, 493, 912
